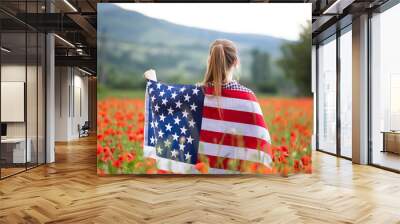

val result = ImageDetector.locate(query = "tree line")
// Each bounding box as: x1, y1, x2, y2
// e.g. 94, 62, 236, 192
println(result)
250, 23, 311, 96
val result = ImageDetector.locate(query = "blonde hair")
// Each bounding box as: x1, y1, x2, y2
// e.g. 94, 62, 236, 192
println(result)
202, 39, 238, 97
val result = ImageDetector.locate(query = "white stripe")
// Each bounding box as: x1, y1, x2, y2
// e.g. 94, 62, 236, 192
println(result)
143, 146, 238, 174
198, 142, 272, 167
144, 89, 150, 146
204, 95, 263, 115
201, 118, 271, 143
144, 145, 157, 159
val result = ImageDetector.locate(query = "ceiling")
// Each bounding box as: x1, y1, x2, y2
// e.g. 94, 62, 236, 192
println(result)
1, 0, 394, 73
311, 0, 390, 43
1, 0, 98, 74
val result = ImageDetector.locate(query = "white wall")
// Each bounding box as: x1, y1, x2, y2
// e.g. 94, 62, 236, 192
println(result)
72, 73, 89, 136
55, 66, 69, 141
54, 67, 89, 141
1, 65, 26, 132
1, 63, 46, 164
1, 82, 25, 122
46, 5, 56, 164
352, 14, 369, 164
1, 65, 37, 138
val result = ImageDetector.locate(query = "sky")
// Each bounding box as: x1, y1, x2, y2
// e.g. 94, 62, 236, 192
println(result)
116, 3, 311, 41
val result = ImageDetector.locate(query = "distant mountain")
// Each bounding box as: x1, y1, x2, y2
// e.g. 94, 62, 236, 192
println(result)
98, 4, 287, 55
97, 4, 289, 87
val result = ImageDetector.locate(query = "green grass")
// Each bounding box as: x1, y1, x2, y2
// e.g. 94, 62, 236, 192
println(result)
97, 87, 294, 101
98, 88, 145, 100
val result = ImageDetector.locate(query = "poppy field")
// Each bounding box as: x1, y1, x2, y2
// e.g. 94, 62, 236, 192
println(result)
97, 96, 313, 176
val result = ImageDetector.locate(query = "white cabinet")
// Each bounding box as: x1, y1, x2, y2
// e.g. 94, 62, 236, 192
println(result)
1, 138, 32, 163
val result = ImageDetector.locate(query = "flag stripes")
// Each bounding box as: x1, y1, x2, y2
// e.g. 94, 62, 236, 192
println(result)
205, 155, 269, 171
202, 106, 267, 128
203, 95, 263, 115
198, 85, 272, 172
204, 87, 257, 102
198, 142, 272, 166
199, 130, 270, 151
144, 79, 272, 174
200, 118, 271, 143
144, 146, 238, 174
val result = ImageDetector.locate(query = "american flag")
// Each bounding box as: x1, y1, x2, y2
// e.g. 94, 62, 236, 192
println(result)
143, 79, 272, 174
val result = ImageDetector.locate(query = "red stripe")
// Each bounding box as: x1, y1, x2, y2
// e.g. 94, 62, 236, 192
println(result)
156, 169, 173, 174
204, 87, 257, 102
200, 155, 269, 172
200, 130, 271, 151
202, 106, 267, 129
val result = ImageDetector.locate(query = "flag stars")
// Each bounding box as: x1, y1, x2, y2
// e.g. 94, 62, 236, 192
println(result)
167, 107, 174, 115
188, 119, 195, 128
187, 135, 193, 144
154, 104, 160, 112
184, 94, 190, 102
159, 114, 166, 122
182, 110, 189, 118
192, 87, 199, 95
190, 103, 197, 111
185, 152, 192, 161
180, 126, 187, 135
165, 123, 172, 131
172, 133, 179, 141
171, 149, 178, 158
175, 100, 182, 108
174, 116, 181, 125
147, 82, 202, 163
156, 146, 163, 154
164, 139, 171, 148
158, 130, 164, 138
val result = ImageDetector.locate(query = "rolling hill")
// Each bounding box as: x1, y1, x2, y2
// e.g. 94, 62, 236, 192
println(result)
97, 3, 289, 87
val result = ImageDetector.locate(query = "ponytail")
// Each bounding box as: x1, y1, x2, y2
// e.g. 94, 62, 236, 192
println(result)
208, 44, 225, 97
202, 39, 238, 97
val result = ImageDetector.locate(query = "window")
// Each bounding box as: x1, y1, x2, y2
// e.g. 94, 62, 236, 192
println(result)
0, 2, 46, 179
1, 28, 28, 178
339, 28, 352, 158
370, 3, 400, 171
317, 35, 337, 154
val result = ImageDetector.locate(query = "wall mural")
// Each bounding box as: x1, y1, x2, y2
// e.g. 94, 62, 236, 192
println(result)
97, 3, 313, 175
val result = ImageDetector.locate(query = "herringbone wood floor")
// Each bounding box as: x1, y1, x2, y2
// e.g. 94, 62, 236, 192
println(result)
1, 136, 400, 224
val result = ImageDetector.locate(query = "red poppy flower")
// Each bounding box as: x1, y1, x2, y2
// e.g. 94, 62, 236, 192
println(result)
195, 162, 208, 174
97, 144, 104, 155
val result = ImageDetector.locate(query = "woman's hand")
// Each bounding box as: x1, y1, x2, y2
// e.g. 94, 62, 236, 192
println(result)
144, 69, 157, 81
